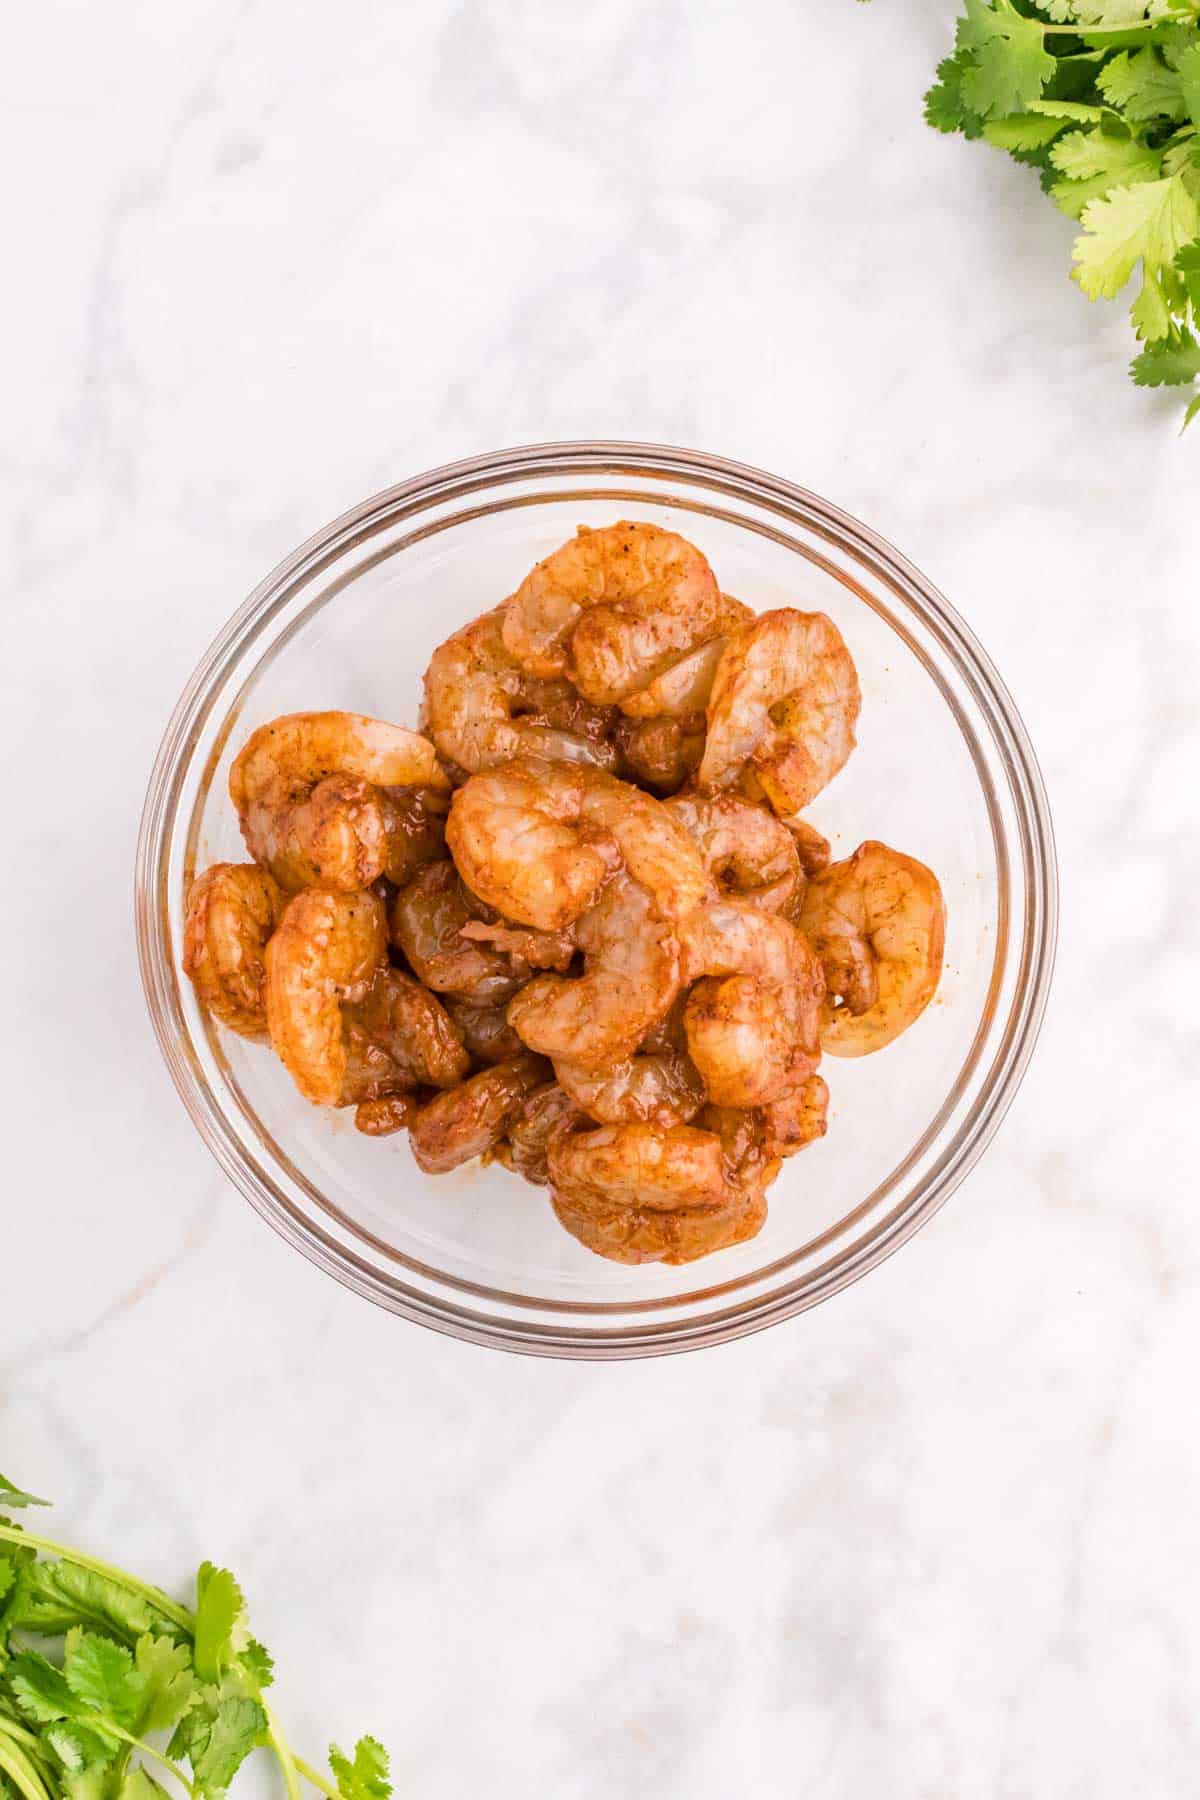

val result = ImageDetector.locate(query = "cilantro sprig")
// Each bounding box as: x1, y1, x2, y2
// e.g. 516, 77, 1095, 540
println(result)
0, 1477, 390, 1800
925, 0, 1200, 428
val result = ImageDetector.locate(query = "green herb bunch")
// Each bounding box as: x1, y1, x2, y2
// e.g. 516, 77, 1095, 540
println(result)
926, 0, 1200, 427
0, 1476, 390, 1800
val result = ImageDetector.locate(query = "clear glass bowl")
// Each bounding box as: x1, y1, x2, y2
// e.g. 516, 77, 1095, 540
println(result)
136, 442, 1057, 1358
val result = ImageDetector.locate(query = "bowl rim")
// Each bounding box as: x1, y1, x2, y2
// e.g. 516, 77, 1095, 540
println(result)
136, 439, 1058, 1358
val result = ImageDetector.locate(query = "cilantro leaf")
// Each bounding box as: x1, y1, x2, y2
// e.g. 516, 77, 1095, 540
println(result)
1182, 387, 1200, 427
983, 113, 1071, 148
237, 1641, 274, 1692
1177, 238, 1200, 302
9, 1651, 85, 1726
1098, 47, 1188, 118
329, 1738, 392, 1800
133, 1634, 197, 1735
171, 1692, 267, 1800
63, 1630, 142, 1729
0, 1560, 14, 1608
43, 1719, 118, 1800
1049, 131, 1162, 216
958, 0, 1056, 119
1130, 322, 1200, 376
43, 1722, 118, 1777
1026, 99, 1110, 120
925, 49, 986, 136
1177, 39, 1200, 120
193, 1567, 248, 1686
1130, 263, 1175, 332
5, 1560, 184, 1646
0, 1476, 49, 1511
1076, 0, 1164, 22
1072, 173, 1200, 295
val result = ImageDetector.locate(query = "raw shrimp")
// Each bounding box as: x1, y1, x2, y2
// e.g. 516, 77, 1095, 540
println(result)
507, 873, 681, 1068
797, 841, 945, 1057
444, 995, 528, 1066
681, 901, 825, 1106
230, 712, 447, 891
614, 714, 705, 796
409, 1056, 548, 1174
182, 863, 286, 1039
547, 1121, 727, 1215
342, 967, 470, 1101
377, 785, 450, 889
617, 595, 753, 719
546, 1121, 765, 1265
392, 863, 574, 1001
446, 757, 709, 933
782, 816, 831, 879
555, 1042, 705, 1128
457, 918, 576, 970
422, 608, 618, 775
552, 1187, 767, 1264
503, 1082, 587, 1185
699, 610, 861, 815
760, 1074, 829, 1156
391, 862, 532, 1001
263, 889, 387, 1105
354, 1092, 422, 1138
665, 793, 802, 914
502, 522, 723, 704
698, 1104, 782, 1198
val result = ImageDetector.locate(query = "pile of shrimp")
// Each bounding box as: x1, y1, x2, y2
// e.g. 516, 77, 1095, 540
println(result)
184, 522, 946, 1267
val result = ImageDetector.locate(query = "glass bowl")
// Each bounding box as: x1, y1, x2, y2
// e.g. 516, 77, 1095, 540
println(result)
136, 442, 1057, 1359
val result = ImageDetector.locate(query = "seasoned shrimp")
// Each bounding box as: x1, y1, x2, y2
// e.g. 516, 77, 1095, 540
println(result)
782, 816, 831, 879
797, 841, 945, 1057
444, 995, 528, 1066
761, 1073, 829, 1156
614, 714, 705, 796
699, 610, 861, 814
548, 1121, 727, 1215
263, 889, 387, 1105
547, 1121, 765, 1265
457, 918, 576, 970
422, 608, 618, 775
555, 1042, 705, 1128
378, 785, 450, 889
502, 522, 723, 704
230, 712, 447, 891
183, 863, 286, 1039
447, 757, 709, 933
342, 967, 470, 1100
681, 901, 825, 1106
699, 1104, 782, 1198
551, 1189, 767, 1264
507, 873, 681, 1068
392, 863, 531, 1001
354, 1092, 421, 1137
409, 1056, 548, 1174
665, 793, 802, 914
503, 1082, 587, 1185
617, 594, 753, 719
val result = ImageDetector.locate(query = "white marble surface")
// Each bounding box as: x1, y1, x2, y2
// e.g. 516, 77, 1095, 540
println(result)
3, 0, 1199, 1793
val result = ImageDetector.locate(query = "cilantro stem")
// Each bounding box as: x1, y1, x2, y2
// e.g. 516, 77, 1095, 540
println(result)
264, 1711, 303, 1800
0, 1735, 55, 1800
1038, 19, 1160, 31
0, 1524, 193, 1635
0, 1721, 48, 1758
107, 1728, 196, 1798
293, 1755, 340, 1800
